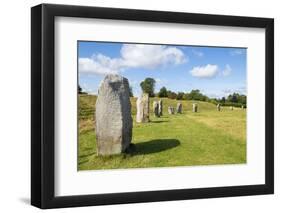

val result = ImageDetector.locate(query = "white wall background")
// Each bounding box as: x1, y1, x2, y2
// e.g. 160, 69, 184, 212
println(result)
0, 0, 279, 212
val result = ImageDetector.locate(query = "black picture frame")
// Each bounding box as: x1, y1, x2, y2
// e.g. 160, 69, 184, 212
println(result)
31, 3, 274, 209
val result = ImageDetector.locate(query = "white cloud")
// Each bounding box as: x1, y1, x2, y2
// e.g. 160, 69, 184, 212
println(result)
222, 86, 247, 96
222, 89, 233, 94
190, 64, 218, 78
121, 44, 186, 68
192, 49, 204, 57
79, 44, 187, 75
155, 78, 162, 83
222, 64, 232, 76
128, 79, 139, 87
230, 49, 245, 56
79, 55, 120, 75
155, 78, 168, 83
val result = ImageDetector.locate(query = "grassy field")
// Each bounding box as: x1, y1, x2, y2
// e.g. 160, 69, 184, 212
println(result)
78, 94, 246, 170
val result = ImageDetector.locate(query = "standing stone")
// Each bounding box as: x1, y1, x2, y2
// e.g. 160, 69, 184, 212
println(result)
95, 74, 132, 156
176, 103, 182, 113
153, 101, 160, 117
158, 99, 163, 116
168, 106, 172, 114
192, 103, 198, 112
230, 106, 234, 111
217, 104, 221, 111
241, 105, 244, 110
136, 93, 150, 123
168, 106, 175, 114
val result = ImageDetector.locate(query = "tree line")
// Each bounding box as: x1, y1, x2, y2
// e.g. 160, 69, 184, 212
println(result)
140, 77, 247, 107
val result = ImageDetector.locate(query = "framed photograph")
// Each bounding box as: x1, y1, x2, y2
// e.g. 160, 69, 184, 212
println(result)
31, 4, 274, 209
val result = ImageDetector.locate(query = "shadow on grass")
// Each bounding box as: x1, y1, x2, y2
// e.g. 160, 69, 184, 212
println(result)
78, 159, 89, 165
79, 151, 95, 158
129, 139, 180, 155
150, 120, 169, 123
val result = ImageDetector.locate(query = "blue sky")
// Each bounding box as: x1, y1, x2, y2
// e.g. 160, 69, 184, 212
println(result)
78, 41, 246, 98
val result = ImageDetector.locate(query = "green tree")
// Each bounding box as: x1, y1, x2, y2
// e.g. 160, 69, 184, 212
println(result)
238, 94, 247, 105
231, 93, 239, 103
176, 92, 184, 100
227, 93, 239, 103
167, 90, 177, 99
188, 89, 199, 100
222, 93, 247, 107
188, 89, 207, 101
158, 86, 168, 97
140, 78, 156, 97
183, 93, 189, 100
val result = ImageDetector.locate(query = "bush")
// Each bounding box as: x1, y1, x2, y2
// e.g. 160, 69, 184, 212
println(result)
167, 91, 177, 99
176, 92, 184, 100
221, 102, 246, 108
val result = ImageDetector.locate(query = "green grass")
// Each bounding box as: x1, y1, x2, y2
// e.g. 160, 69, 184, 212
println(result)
78, 94, 246, 170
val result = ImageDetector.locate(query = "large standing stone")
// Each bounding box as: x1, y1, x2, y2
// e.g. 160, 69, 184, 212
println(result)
176, 103, 182, 113
192, 103, 198, 112
153, 101, 160, 117
230, 106, 234, 111
217, 104, 221, 111
136, 93, 150, 123
241, 105, 244, 110
158, 99, 163, 116
168, 106, 175, 114
95, 74, 132, 156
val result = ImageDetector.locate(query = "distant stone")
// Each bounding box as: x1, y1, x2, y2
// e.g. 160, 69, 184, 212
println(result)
158, 99, 163, 116
176, 103, 182, 113
217, 104, 221, 111
136, 93, 150, 123
192, 103, 198, 112
168, 106, 175, 114
230, 106, 233, 111
95, 74, 132, 156
241, 105, 244, 110
153, 101, 160, 117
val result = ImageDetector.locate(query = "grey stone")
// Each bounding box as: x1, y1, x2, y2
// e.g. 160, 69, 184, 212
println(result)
136, 93, 150, 123
192, 103, 198, 112
241, 105, 244, 110
158, 99, 163, 116
168, 106, 175, 114
95, 74, 132, 156
153, 101, 160, 117
217, 104, 221, 111
176, 103, 182, 113
230, 106, 233, 111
